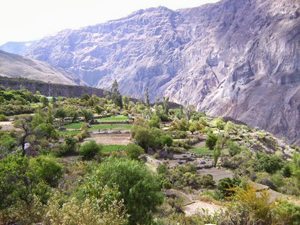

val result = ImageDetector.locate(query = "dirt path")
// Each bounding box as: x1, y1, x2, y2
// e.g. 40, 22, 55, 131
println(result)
85, 133, 132, 145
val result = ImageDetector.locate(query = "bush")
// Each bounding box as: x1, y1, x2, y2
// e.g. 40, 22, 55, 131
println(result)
0, 114, 8, 121
227, 140, 241, 156
206, 133, 218, 150
57, 137, 78, 156
79, 141, 102, 160
0, 154, 52, 224
44, 190, 127, 225
160, 134, 173, 147
125, 143, 145, 160
29, 155, 63, 187
132, 126, 173, 150
217, 177, 241, 198
148, 115, 161, 128
254, 153, 284, 174
272, 200, 300, 224
81, 158, 163, 225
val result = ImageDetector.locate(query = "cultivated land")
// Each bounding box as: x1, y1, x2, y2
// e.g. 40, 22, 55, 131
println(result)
0, 87, 299, 225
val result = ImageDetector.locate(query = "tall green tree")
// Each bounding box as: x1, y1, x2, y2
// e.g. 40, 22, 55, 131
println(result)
144, 87, 150, 107
111, 80, 123, 108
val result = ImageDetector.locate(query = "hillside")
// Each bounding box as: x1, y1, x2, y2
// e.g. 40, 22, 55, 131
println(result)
0, 76, 105, 98
25, 0, 300, 145
0, 50, 82, 85
0, 41, 34, 56
0, 86, 299, 224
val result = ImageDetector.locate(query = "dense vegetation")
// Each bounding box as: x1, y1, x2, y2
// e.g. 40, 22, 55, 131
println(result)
0, 84, 299, 225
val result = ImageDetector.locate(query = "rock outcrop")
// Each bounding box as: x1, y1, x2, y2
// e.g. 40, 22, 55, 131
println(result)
25, 0, 300, 145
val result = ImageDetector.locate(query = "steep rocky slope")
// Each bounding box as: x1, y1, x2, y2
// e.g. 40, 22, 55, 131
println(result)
0, 50, 82, 85
25, 0, 300, 144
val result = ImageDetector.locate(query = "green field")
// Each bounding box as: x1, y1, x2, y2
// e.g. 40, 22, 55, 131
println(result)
102, 144, 126, 153
90, 124, 132, 131
190, 146, 213, 156
64, 122, 83, 129
64, 122, 132, 131
97, 115, 129, 122
58, 129, 81, 137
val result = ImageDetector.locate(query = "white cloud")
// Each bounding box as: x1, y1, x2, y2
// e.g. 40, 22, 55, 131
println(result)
0, 0, 219, 44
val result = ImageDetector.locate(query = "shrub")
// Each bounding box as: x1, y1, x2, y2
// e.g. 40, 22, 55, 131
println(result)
220, 185, 273, 224
254, 153, 284, 174
133, 126, 155, 149
227, 140, 241, 156
125, 143, 145, 160
79, 141, 102, 160
29, 155, 63, 187
217, 177, 241, 198
149, 115, 161, 128
44, 190, 127, 225
81, 158, 163, 225
57, 137, 78, 156
160, 134, 173, 147
0, 114, 8, 121
0, 154, 52, 224
205, 133, 218, 150
272, 200, 300, 224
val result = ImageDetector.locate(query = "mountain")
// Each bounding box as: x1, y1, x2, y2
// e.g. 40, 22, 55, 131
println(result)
25, 0, 300, 145
0, 41, 35, 55
0, 50, 82, 85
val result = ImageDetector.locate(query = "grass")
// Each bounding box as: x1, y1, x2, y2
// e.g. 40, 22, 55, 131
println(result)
64, 122, 83, 129
97, 115, 129, 122
64, 121, 132, 131
102, 144, 126, 153
58, 130, 81, 137
191, 146, 213, 156
89, 124, 132, 131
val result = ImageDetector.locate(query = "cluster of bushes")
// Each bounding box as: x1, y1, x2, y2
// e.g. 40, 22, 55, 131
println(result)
0, 154, 63, 224
158, 164, 215, 189
132, 125, 173, 150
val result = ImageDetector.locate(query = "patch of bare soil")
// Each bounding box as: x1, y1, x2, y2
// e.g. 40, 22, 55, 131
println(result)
85, 133, 132, 145
184, 200, 223, 216
198, 168, 233, 182
0, 121, 15, 131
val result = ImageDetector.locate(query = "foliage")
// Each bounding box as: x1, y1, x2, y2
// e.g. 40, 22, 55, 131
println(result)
162, 164, 215, 189
149, 114, 161, 128
29, 155, 63, 187
0, 154, 59, 224
217, 177, 241, 198
206, 132, 218, 150
254, 153, 284, 174
0, 114, 8, 121
132, 126, 173, 150
220, 185, 273, 224
81, 109, 94, 123
81, 158, 163, 225
57, 137, 78, 156
110, 80, 123, 108
0, 131, 17, 157
227, 140, 242, 156
79, 141, 102, 160
44, 191, 127, 225
125, 143, 145, 160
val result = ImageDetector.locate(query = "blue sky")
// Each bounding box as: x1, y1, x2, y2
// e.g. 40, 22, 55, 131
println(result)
0, 0, 219, 44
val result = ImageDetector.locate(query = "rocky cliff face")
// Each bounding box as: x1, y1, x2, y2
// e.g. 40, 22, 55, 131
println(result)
25, 0, 300, 145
